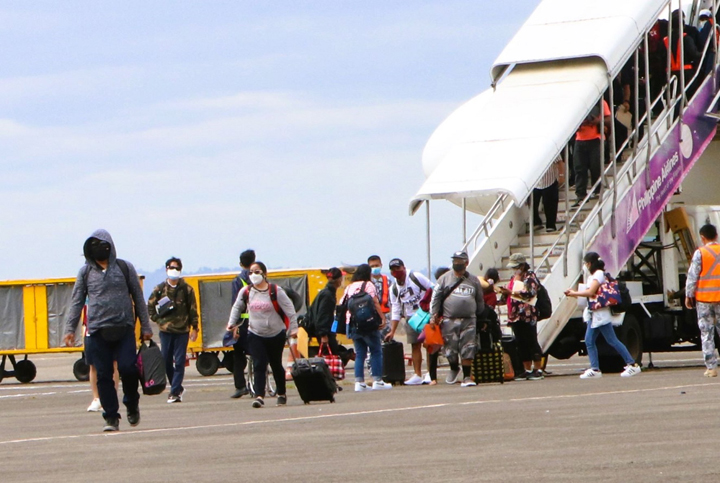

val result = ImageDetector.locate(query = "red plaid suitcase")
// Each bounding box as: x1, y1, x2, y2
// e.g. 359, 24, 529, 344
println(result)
318, 343, 345, 380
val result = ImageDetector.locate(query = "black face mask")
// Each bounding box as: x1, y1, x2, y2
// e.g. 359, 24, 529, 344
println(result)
452, 262, 466, 273
91, 242, 111, 262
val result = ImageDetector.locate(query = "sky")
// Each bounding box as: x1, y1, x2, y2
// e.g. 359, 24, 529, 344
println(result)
0, 1, 541, 281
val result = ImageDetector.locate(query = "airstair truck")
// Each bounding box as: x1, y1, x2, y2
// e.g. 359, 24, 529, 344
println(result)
411, 0, 720, 370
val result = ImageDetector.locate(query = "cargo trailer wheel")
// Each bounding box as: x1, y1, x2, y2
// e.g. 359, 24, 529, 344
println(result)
196, 352, 220, 376
598, 314, 643, 373
222, 351, 234, 373
73, 357, 90, 381
15, 359, 37, 383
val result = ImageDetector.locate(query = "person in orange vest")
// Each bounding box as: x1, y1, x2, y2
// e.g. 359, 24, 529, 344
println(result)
664, 10, 700, 94
368, 255, 391, 331
685, 224, 720, 377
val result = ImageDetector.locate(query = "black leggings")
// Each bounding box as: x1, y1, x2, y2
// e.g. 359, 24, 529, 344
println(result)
247, 331, 287, 398
511, 321, 542, 363
428, 351, 440, 381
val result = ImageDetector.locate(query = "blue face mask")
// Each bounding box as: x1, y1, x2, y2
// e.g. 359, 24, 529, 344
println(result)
371, 267, 382, 276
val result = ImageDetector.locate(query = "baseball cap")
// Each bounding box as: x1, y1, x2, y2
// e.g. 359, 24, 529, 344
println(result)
451, 251, 469, 260
506, 253, 527, 268
388, 258, 404, 269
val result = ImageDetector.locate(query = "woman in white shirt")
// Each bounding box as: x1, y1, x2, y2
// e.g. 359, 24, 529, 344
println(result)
565, 252, 641, 379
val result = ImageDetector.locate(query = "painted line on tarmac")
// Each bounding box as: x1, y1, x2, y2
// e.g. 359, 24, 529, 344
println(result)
1, 381, 717, 446
0, 392, 57, 399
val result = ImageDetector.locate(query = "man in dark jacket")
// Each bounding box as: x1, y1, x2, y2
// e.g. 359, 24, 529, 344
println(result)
229, 249, 255, 398
64, 229, 153, 432
148, 257, 198, 403
310, 268, 352, 366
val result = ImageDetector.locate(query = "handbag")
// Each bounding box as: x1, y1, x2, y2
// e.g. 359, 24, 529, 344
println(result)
318, 343, 345, 380
422, 323, 444, 354
407, 308, 430, 332
589, 272, 622, 310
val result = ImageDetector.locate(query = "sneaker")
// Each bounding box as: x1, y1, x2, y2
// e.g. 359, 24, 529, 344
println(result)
251, 397, 265, 408
571, 199, 582, 208
354, 382, 371, 392
371, 380, 392, 391
580, 368, 602, 379
404, 374, 423, 386
127, 408, 140, 427
545, 227, 557, 233
421, 373, 432, 384
276, 395, 287, 406
231, 387, 250, 399
167, 394, 181, 404
527, 370, 545, 380
102, 417, 119, 432
445, 368, 461, 385
514, 371, 530, 381
620, 364, 641, 377
87, 398, 102, 412
460, 377, 477, 387
704, 368, 718, 377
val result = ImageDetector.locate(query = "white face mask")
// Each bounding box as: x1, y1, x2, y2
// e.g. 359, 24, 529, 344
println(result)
249, 273, 264, 285
167, 269, 181, 280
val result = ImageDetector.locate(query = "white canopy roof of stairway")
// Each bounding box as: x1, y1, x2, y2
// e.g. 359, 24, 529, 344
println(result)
411, 0, 672, 215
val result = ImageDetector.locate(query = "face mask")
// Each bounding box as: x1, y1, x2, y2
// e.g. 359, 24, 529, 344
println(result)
249, 273, 264, 285
167, 269, 181, 280
452, 263, 466, 272
91, 243, 111, 262
371, 267, 382, 276
700, 20, 708, 29
390, 269, 405, 280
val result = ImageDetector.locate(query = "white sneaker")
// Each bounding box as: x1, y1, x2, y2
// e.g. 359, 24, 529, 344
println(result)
460, 377, 477, 387
87, 398, 102, 412
445, 368, 460, 385
580, 368, 602, 379
371, 380, 392, 391
620, 364, 641, 377
354, 382, 371, 392
404, 374, 423, 386
422, 373, 432, 384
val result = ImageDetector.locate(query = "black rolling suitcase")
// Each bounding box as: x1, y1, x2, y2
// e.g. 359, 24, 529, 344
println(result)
291, 357, 337, 404
382, 340, 406, 384
472, 332, 504, 384
501, 335, 525, 379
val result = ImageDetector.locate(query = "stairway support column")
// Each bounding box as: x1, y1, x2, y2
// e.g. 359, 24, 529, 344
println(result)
462, 198, 467, 245
425, 201, 432, 280
563, 145, 570, 277
609, 73, 617, 239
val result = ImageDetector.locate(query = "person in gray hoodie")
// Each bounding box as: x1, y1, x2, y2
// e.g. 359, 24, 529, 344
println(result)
430, 251, 484, 387
64, 229, 153, 432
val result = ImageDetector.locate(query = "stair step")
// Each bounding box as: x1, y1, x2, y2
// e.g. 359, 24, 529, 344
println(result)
508, 244, 565, 258
518, 228, 577, 245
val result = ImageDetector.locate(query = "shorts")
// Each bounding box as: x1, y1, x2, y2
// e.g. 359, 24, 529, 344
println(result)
403, 320, 422, 345
441, 317, 477, 363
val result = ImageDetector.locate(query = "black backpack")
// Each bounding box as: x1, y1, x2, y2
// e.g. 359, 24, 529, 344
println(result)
536, 283, 552, 320
347, 282, 381, 334
610, 280, 632, 314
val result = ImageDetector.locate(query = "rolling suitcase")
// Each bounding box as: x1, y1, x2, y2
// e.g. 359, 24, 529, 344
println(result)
501, 335, 525, 379
382, 340, 406, 384
291, 357, 337, 404
472, 332, 504, 384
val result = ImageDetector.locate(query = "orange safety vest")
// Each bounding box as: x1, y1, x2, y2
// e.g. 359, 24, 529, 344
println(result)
379, 275, 390, 313
663, 34, 693, 71
696, 244, 720, 302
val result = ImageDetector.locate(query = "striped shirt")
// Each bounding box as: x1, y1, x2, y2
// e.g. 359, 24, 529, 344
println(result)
537, 159, 560, 189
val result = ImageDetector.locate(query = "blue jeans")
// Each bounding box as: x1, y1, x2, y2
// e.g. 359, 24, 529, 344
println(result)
86, 326, 139, 420
159, 331, 189, 397
352, 331, 383, 382
585, 322, 635, 370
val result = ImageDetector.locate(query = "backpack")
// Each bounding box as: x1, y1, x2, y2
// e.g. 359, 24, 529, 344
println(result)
391, 272, 424, 298
536, 283, 553, 320
610, 279, 632, 314
242, 283, 291, 329
347, 282, 381, 334
589, 272, 623, 311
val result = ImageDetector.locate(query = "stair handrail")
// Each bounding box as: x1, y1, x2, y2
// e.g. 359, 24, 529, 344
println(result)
462, 193, 510, 255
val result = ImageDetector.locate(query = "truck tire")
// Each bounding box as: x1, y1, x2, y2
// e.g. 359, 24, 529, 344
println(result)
196, 352, 220, 376
598, 314, 643, 373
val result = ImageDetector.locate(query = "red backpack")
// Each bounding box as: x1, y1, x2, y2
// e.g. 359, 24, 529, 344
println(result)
242, 284, 290, 329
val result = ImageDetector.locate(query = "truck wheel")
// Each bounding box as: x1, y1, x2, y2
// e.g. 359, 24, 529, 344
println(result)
15, 360, 37, 383
196, 352, 220, 376
222, 351, 234, 373
598, 314, 643, 373
73, 358, 90, 381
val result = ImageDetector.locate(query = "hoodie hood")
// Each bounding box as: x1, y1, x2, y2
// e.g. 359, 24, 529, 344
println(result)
82, 229, 117, 266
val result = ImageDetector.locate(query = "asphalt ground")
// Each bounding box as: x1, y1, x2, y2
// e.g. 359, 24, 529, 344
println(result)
0, 351, 718, 482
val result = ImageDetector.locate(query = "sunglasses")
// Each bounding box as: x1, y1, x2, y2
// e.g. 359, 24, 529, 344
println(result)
167, 266, 181, 271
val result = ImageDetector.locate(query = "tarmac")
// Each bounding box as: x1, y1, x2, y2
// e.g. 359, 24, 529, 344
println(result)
0, 351, 718, 482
